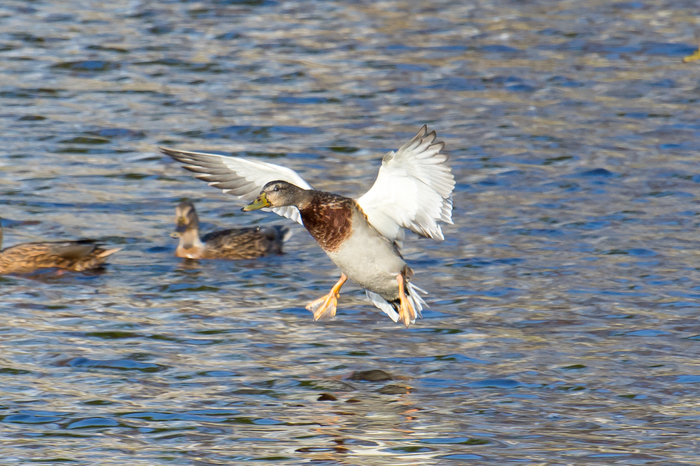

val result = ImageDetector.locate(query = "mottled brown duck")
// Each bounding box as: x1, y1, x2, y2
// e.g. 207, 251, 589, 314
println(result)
171, 201, 290, 260
161, 126, 454, 327
0, 225, 121, 275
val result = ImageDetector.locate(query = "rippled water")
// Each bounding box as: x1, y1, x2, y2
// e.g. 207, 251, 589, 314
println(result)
2, 0, 700, 464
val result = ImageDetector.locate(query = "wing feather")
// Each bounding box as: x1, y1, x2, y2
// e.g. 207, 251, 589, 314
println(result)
160, 147, 313, 224
357, 126, 455, 244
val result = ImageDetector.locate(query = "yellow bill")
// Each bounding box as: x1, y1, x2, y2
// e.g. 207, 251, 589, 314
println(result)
683, 47, 700, 63
242, 193, 271, 211
171, 217, 187, 237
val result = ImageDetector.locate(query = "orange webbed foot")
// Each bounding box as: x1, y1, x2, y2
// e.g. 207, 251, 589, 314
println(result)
396, 274, 416, 328
306, 274, 348, 321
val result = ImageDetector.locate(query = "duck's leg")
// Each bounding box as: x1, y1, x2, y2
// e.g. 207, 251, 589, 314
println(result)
396, 274, 416, 328
306, 273, 348, 321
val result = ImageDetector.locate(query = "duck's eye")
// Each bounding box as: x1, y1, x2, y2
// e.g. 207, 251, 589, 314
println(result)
273, 185, 280, 192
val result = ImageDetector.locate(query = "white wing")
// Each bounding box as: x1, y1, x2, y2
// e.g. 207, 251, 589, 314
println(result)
357, 126, 455, 244
160, 147, 313, 225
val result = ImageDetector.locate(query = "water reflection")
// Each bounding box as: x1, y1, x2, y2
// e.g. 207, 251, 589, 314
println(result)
1, 0, 700, 463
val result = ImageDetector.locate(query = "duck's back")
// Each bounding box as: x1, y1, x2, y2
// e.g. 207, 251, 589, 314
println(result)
0, 240, 117, 274
200, 226, 289, 260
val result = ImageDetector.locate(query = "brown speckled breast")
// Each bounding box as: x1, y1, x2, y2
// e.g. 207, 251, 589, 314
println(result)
299, 192, 355, 252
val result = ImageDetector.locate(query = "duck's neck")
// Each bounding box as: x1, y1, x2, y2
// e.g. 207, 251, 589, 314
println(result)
179, 228, 204, 250
288, 188, 317, 210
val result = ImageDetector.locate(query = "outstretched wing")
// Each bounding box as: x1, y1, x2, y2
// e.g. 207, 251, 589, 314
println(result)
160, 147, 313, 225
357, 126, 454, 245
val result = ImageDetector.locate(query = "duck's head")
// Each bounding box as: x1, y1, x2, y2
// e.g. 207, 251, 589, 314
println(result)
171, 201, 200, 238
243, 181, 309, 211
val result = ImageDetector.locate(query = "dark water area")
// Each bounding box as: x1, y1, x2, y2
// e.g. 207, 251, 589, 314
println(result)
2, 0, 700, 464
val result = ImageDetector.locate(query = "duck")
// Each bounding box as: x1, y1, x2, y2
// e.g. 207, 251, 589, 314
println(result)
0, 224, 121, 275
171, 201, 291, 260
160, 125, 454, 327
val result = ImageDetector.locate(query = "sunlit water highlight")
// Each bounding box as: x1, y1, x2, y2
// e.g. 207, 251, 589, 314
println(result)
1, 0, 700, 464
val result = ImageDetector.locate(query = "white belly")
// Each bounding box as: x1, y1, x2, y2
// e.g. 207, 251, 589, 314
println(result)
325, 216, 405, 301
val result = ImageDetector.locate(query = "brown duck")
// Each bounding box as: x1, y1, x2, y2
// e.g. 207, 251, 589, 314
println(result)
0, 224, 121, 275
171, 201, 291, 260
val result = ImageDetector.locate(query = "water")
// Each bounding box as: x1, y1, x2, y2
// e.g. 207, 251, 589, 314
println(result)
1, 0, 700, 464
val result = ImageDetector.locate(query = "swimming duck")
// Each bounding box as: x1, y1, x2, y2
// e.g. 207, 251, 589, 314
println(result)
0, 224, 121, 275
161, 126, 454, 327
172, 201, 291, 260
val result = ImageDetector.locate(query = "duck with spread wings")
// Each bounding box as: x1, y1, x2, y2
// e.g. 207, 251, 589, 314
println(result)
160, 126, 454, 327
